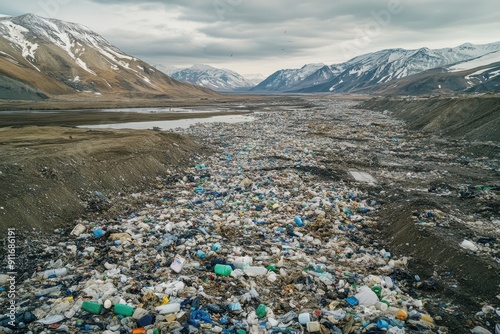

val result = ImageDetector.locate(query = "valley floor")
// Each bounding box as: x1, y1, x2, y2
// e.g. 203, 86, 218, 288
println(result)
0, 96, 498, 333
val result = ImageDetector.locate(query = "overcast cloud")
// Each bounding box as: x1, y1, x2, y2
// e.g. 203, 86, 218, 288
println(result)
2, 0, 499, 76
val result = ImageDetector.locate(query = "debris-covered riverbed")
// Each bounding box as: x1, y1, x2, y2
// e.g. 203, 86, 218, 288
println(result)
1, 98, 498, 334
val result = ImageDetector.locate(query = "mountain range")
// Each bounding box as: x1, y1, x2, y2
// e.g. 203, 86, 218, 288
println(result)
0, 14, 216, 100
168, 64, 256, 92
1, 14, 499, 100
252, 42, 500, 94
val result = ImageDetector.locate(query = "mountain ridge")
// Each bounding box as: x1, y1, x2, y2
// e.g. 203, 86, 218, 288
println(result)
253, 42, 500, 94
168, 64, 256, 92
0, 14, 217, 100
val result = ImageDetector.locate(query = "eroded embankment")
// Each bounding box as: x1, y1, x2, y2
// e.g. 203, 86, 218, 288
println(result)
0, 126, 204, 234
360, 95, 500, 144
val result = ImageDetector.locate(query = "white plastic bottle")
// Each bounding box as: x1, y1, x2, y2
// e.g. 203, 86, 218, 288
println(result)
155, 303, 181, 314
39, 268, 68, 278
243, 266, 267, 276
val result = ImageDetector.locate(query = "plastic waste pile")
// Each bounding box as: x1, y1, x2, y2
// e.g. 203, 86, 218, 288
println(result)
1, 102, 498, 333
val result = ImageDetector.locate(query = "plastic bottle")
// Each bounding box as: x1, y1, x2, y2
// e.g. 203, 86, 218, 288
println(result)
114, 304, 134, 317
155, 303, 181, 314
294, 216, 304, 227
214, 264, 232, 276
232, 256, 253, 269
81, 301, 102, 315
35, 286, 61, 297
170, 255, 185, 273
39, 268, 67, 278
243, 266, 267, 276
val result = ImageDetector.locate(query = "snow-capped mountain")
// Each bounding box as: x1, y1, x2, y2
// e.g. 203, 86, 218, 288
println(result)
169, 64, 256, 91
254, 42, 500, 93
0, 14, 216, 99
372, 50, 500, 95
251, 63, 339, 92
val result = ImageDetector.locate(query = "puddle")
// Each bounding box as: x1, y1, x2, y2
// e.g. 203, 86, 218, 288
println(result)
78, 114, 255, 130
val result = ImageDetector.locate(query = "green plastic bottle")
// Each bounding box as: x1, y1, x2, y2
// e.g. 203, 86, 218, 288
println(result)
81, 301, 103, 314
256, 304, 267, 318
214, 264, 232, 276
114, 304, 135, 317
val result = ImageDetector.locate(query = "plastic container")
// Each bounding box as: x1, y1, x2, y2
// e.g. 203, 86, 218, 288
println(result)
132, 329, 146, 334
243, 266, 267, 276
256, 304, 267, 318
70, 224, 86, 236
354, 286, 379, 306
196, 250, 206, 259
39, 268, 67, 278
228, 302, 242, 311
294, 216, 304, 227
383, 276, 394, 289
375, 301, 388, 311
114, 304, 134, 317
81, 301, 102, 315
377, 319, 389, 329
396, 309, 408, 320
155, 303, 181, 314
214, 264, 232, 276
170, 255, 186, 273
307, 321, 321, 332
232, 256, 253, 269
132, 308, 148, 320
298, 312, 310, 324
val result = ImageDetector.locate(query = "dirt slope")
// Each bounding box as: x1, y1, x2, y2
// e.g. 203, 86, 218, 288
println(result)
0, 126, 204, 234
360, 95, 500, 143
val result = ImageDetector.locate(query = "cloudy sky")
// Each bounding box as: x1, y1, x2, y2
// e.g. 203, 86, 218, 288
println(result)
2, 0, 499, 77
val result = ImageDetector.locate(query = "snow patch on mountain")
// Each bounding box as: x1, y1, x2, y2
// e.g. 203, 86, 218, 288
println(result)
447, 51, 500, 72
170, 64, 255, 91
0, 14, 138, 75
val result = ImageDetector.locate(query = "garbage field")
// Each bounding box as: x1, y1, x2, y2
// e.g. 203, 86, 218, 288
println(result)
1, 97, 499, 334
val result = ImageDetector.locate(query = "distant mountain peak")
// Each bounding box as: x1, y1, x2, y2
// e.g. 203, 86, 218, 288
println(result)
170, 65, 256, 91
